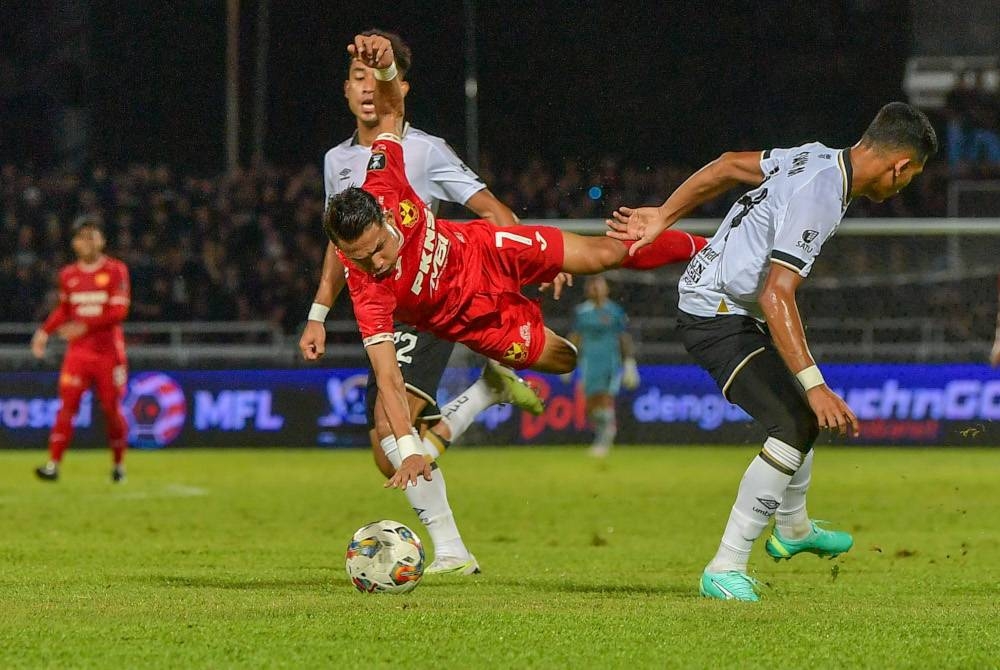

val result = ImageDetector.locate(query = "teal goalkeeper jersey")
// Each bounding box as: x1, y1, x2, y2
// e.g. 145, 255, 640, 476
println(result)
573, 299, 627, 372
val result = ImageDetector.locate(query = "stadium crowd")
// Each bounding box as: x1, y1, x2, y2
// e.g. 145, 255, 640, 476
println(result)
0, 149, 981, 335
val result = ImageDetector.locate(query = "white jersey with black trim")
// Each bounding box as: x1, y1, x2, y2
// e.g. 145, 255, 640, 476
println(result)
678, 141, 853, 320
323, 122, 486, 213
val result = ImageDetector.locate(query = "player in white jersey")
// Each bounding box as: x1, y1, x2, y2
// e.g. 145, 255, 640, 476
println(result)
608, 102, 937, 601
298, 30, 541, 576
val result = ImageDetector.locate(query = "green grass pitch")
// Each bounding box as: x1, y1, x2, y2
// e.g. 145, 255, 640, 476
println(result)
1, 446, 998, 668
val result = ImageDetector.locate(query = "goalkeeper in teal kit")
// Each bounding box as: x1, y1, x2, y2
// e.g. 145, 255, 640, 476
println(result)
569, 276, 641, 457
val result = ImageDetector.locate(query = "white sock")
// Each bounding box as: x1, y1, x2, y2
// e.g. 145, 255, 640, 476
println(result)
379, 435, 469, 560
776, 449, 814, 540
707, 443, 803, 573
438, 379, 496, 441
590, 407, 617, 448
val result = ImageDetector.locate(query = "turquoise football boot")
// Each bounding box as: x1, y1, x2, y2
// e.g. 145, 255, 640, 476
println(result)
699, 570, 761, 602
765, 520, 854, 561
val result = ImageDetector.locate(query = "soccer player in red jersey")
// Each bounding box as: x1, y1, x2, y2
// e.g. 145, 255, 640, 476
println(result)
31, 217, 131, 483
326, 34, 706, 488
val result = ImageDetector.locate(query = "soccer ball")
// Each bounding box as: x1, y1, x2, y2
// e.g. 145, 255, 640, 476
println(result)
345, 520, 425, 593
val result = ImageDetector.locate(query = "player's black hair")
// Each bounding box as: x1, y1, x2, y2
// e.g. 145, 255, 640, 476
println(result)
346, 29, 412, 78
860, 102, 938, 163
71, 214, 102, 235
324, 187, 383, 243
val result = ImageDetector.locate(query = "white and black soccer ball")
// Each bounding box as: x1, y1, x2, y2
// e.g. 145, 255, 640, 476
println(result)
345, 520, 425, 593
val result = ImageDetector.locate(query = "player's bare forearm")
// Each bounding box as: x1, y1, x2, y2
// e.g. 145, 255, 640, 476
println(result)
314, 242, 348, 307
759, 264, 813, 375
367, 340, 413, 441
656, 151, 766, 224
466, 189, 518, 227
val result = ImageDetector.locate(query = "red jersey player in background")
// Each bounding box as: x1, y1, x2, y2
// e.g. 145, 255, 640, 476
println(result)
327, 34, 706, 488
31, 216, 131, 483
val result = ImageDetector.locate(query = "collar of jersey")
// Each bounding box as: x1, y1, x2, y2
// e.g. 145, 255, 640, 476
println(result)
838, 148, 853, 207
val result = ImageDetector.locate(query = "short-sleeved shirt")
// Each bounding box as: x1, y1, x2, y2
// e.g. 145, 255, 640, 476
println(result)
678, 142, 852, 319
573, 299, 627, 371
48, 257, 130, 361
323, 123, 485, 211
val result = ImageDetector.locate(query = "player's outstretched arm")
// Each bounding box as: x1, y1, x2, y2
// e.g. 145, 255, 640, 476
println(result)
366, 340, 432, 489
300, 242, 348, 360
606, 150, 765, 255
760, 263, 859, 437
349, 34, 403, 137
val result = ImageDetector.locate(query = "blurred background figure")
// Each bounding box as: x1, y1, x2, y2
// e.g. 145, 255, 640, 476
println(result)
568, 277, 640, 457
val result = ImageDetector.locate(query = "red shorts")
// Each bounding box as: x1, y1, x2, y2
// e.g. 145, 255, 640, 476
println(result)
448, 222, 565, 369
60, 351, 127, 402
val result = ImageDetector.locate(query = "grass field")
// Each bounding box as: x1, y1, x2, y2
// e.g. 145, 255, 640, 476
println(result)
1, 446, 998, 669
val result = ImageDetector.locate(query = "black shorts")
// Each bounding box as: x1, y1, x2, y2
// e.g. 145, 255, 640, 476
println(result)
364, 323, 455, 426
676, 311, 775, 399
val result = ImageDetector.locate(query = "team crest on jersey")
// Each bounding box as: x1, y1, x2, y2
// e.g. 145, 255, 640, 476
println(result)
398, 200, 418, 228
95, 272, 110, 287
503, 341, 528, 364
367, 151, 386, 171
801, 230, 819, 243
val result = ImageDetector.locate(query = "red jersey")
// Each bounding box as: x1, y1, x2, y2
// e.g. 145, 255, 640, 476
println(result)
339, 134, 563, 361
42, 256, 130, 361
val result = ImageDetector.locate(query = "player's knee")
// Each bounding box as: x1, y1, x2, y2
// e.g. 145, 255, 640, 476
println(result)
770, 405, 819, 453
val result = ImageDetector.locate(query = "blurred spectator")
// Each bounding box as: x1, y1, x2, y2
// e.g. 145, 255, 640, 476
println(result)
944, 71, 1000, 176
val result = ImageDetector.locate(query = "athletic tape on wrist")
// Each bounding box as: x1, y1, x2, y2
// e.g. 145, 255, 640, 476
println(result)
396, 434, 421, 461
795, 365, 825, 391
307, 302, 330, 323
373, 62, 398, 81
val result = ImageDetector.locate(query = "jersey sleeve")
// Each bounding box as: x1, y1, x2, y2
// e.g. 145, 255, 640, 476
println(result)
424, 138, 486, 206
759, 147, 789, 178
323, 149, 337, 203
361, 133, 409, 203
771, 171, 843, 277
41, 269, 70, 334
342, 260, 397, 347
109, 262, 131, 308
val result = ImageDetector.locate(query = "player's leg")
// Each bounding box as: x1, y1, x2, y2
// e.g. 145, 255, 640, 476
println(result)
528, 329, 578, 374
94, 360, 129, 482
559, 229, 707, 275
36, 357, 89, 481
369, 329, 480, 574
586, 392, 617, 457
724, 352, 852, 566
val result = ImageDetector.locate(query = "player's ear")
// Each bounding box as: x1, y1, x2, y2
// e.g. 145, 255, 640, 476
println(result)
399, 80, 410, 98
892, 157, 911, 178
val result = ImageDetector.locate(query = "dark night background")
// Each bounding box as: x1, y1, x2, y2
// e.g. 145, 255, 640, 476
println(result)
2, 1, 916, 173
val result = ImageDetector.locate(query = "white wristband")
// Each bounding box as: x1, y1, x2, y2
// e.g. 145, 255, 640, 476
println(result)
373, 62, 398, 81
307, 302, 330, 323
795, 365, 825, 391
396, 434, 421, 461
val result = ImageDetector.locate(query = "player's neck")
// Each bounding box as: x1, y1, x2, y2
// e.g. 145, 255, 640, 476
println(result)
76, 254, 106, 271
355, 123, 381, 147
846, 143, 884, 200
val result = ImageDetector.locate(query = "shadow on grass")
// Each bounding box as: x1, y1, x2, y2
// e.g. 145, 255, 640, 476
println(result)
489, 579, 693, 597
137, 574, 328, 590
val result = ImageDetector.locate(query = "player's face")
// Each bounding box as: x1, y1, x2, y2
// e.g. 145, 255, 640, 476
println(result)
337, 219, 400, 278
344, 62, 378, 126
585, 277, 609, 302
71, 227, 105, 262
343, 61, 409, 128
870, 154, 925, 202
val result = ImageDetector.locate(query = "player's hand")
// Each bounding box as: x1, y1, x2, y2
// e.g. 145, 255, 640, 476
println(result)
990, 334, 1000, 367
806, 386, 859, 437
605, 206, 670, 255
622, 357, 641, 390
56, 321, 86, 341
348, 34, 394, 70
539, 273, 573, 300
30, 329, 48, 359
299, 321, 327, 361
385, 455, 433, 490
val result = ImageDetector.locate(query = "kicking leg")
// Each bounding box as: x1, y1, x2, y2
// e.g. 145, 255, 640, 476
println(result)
559, 229, 706, 275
